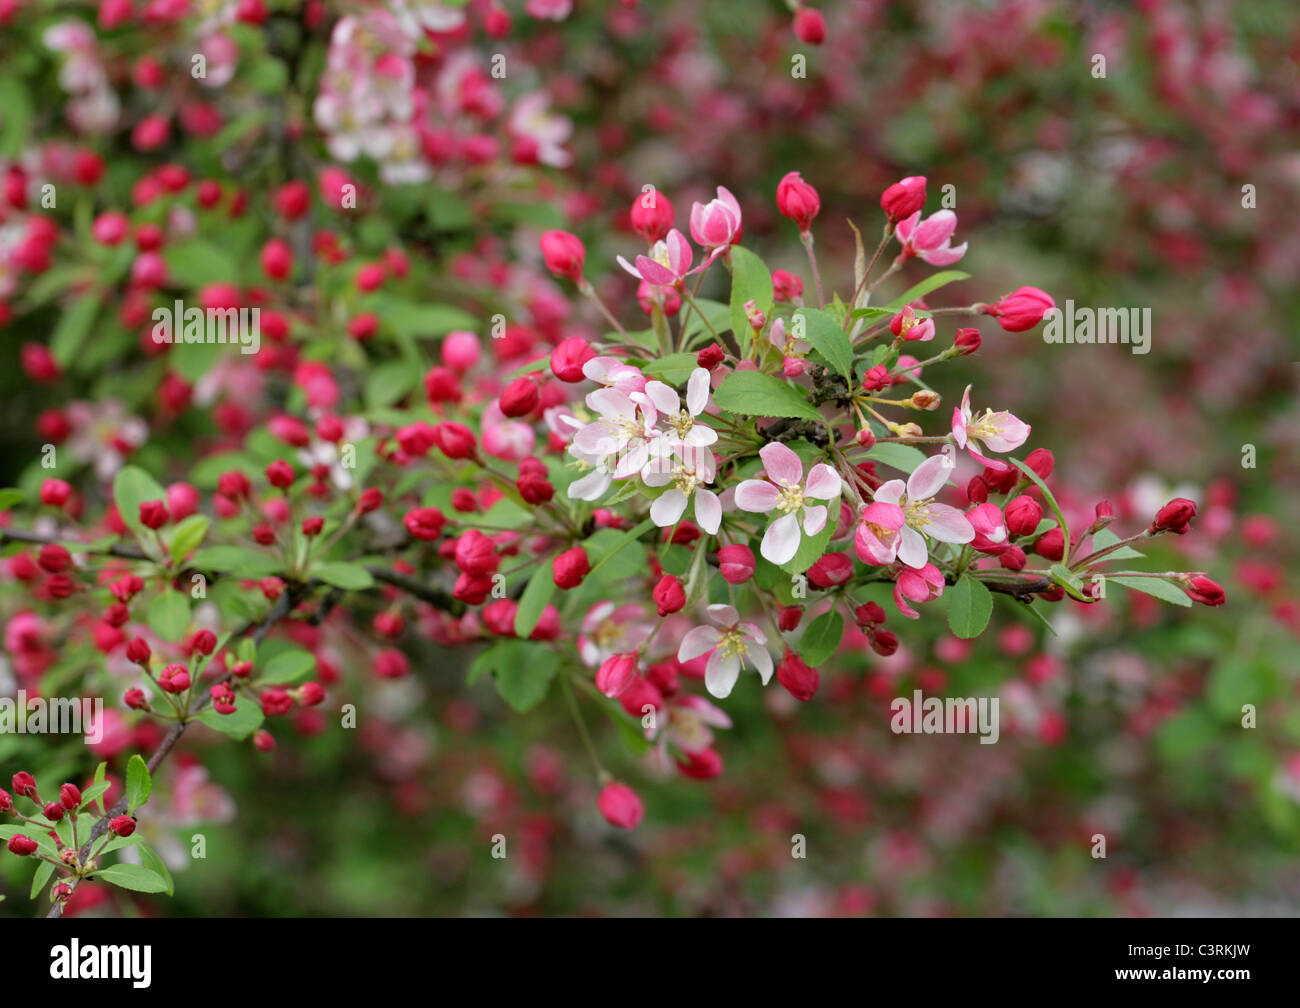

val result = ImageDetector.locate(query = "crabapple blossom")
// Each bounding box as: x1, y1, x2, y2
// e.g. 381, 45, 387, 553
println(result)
951, 385, 1032, 470
617, 228, 695, 288
894, 209, 968, 266
689, 187, 742, 259
872, 455, 975, 569
678, 604, 772, 699
735, 443, 842, 565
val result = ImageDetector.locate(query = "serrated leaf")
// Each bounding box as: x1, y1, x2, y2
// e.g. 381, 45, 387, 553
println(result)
642, 353, 700, 385
470, 640, 558, 712
947, 575, 993, 639
126, 754, 151, 814
312, 562, 374, 590
865, 442, 928, 474
793, 307, 854, 379
713, 370, 821, 422
94, 863, 170, 894
883, 270, 971, 311
1086, 527, 1145, 562
799, 608, 844, 666
514, 563, 557, 638
30, 858, 54, 900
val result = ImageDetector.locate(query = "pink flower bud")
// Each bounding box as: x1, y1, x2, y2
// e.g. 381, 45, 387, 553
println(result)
7, 834, 38, 856
1184, 575, 1226, 607
776, 171, 820, 230
652, 574, 685, 616
881, 176, 927, 221
109, 814, 136, 837
1151, 498, 1197, 535
596, 653, 639, 698
597, 781, 644, 829
630, 191, 674, 242
539, 230, 585, 281
552, 547, 590, 589
550, 337, 596, 382
1004, 495, 1042, 538
777, 649, 819, 701
954, 327, 981, 354
138, 500, 169, 529
1034, 527, 1065, 561
983, 286, 1054, 332
792, 6, 826, 44
717, 544, 756, 584
500, 376, 540, 418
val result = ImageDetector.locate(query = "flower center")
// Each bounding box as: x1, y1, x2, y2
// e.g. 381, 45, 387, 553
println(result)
775, 481, 804, 514
669, 408, 694, 438
904, 499, 932, 530
716, 627, 748, 661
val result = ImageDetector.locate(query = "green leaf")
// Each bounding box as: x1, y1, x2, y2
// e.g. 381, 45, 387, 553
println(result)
312, 562, 375, 590
260, 647, 316, 684
947, 575, 994, 639
137, 843, 174, 897
865, 442, 928, 474
713, 370, 822, 422
584, 518, 654, 583
94, 863, 170, 894
374, 298, 477, 339
505, 356, 553, 380
1086, 527, 1145, 562
30, 858, 54, 899
80, 780, 110, 812
680, 297, 731, 348
0, 488, 23, 510
1009, 458, 1069, 560
1110, 576, 1193, 607
1049, 564, 1090, 602
169, 515, 210, 564
470, 640, 558, 712
514, 563, 557, 638
793, 308, 854, 379
780, 508, 837, 576
197, 701, 264, 739
0, 76, 33, 157
799, 608, 844, 666
112, 466, 168, 545
642, 353, 701, 385
729, 246, 774, 355
126, 754, 152, 815
364, 361, 416, 409
146, 591, 191, 641
164, 239, 241, 288
190, 545, 283, 578
883, 270, 971, 311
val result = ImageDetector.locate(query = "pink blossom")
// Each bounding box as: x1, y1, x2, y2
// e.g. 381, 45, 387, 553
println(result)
617, 228, 695, 288
893, 563, 946, 619
735, 443, 842, 565
895, 209, 967, 266
689, 186, 742, 259
951, 384, 1032, 471
677, 604, 771, 699
872, 455, 974, 568
854, 501, 906, 566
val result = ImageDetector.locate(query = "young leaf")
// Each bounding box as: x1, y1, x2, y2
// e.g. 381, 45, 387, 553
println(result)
94, 863, 170, 894
146, 591, 190, 642
168, 515, 210, 564
794, 307, 854, 380
729, 246, 774, 355
30, 859, 54, 900
112, 465, 168, 543
138, 843, 175, 897
714, 370, 822, 423
642, 353, 701, 385
799, 608, 845, 667
260, 648, 316, 684
1110, 576, 1193, 607
311, 562, 375, 590
126, 754, 152, 815
196, 702, 264, 739
883, 270, 971, 311
515, 563, 558, 638
947, 575, 993, 639
865, 442, 928, 474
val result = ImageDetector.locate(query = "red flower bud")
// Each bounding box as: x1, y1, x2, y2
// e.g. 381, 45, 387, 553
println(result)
596, 653, 639, 698
597, 781, 644, 829
539, 230, 585, 281
792, 6, 826, 45
983, 286, 1054, 332
776, 171, 820, 230
7, 834, 38, 856
696, 343, 725, 370
301, 516, 324, 536
500, 376, 540, 418
854, 602, 887, 627
870, 629, 899, 656
12, 772, 37, 798
265, 459, 295, 489
109, 814, 136, 837
43, 801, 65, 821
630, 191, 674, 243
138, 499, 169, 529
1004, 495, 1043, 538
40, 478, 72, 508
776, 649, 819, 701
778, 605, 804, 632
1024, 448, 1054, 480
552, 546, 591, 589
60, 783, 81, 811
189, 629, 217, 655
1034, 527, 1065, 561
772, 269, 803, 302
124, 688, 150, 711
550, 337, 596, 383
38, 543, 71, 573
881, 175, 927, 222
433, 422, 476, 460
953, 327, 981, 354
356, 487, 384, 514
1151, 497, 1197, 535
675, 748, 724, 780
260, 688, 293, 717
967, 476, 989, 504
717, 544, 756, 584
1184, 575, 1226, 607
297, 681, 326, 706
808, 552, 853, 589
652, 574, 686, 616
999, 545, 1027, 571
403, 507, 446, 542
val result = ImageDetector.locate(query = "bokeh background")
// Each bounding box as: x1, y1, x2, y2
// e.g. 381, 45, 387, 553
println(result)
2, 0, 1299, 916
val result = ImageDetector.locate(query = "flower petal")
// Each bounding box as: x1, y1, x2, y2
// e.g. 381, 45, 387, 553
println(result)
873, 479, 906, 506
897, 525, 929, 569
686, 367, 711, 415
694, 489, 722, 535
907, 454, 951, 500
650, 489, 688, 528
705, 603, 739, 626
923, 503, 975, 544
804, 463, 841, 500
734, 479, 780, 513
802, 504, 827, 536
678, 626, 721, 663
761, 512, 801, 565
643, 381, 680, 416
758, 442, 803, 486
705, 650, 741, 699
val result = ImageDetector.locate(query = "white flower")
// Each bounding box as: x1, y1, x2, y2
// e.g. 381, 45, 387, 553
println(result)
734, 443, 841, 565
873, 454, 974, 568
643, 443, 722, 534
677, 604, 772, 699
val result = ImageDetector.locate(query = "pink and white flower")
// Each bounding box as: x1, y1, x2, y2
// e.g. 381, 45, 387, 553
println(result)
895, 210, 967, 266
573, 387, 659, 478
642, 367, 717, 449
578, 602, 653, 668
854, 501, 907, 566
951, 384, 1032, 471
617, 228, 695, 288
643, 443, 721, 535
677, 604, 772, 699
734, 443, 841, 565
582, 357, 646, 395
872, 455, 974, 568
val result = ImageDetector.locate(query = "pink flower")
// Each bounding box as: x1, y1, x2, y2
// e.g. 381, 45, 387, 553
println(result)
734, 443, 842, 565
854, 501, 906, 566
573, 387, 659, 478
617, 228, 695, 287
893, 563, 946, 619
983, 286, 1054, 332
872, 455, 974, 568
951, 384, 1032, 471
643, 443, 722, 535
966, 502, 1011, 555
642, 367, 717, 449
689, 186, 742, 259
577, 602, 653, 668
581, 357, 646, 395
677, 604, 771, 699
889, 306, 935, 343
894, 209, 967, 266
596, 653, 639, 698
